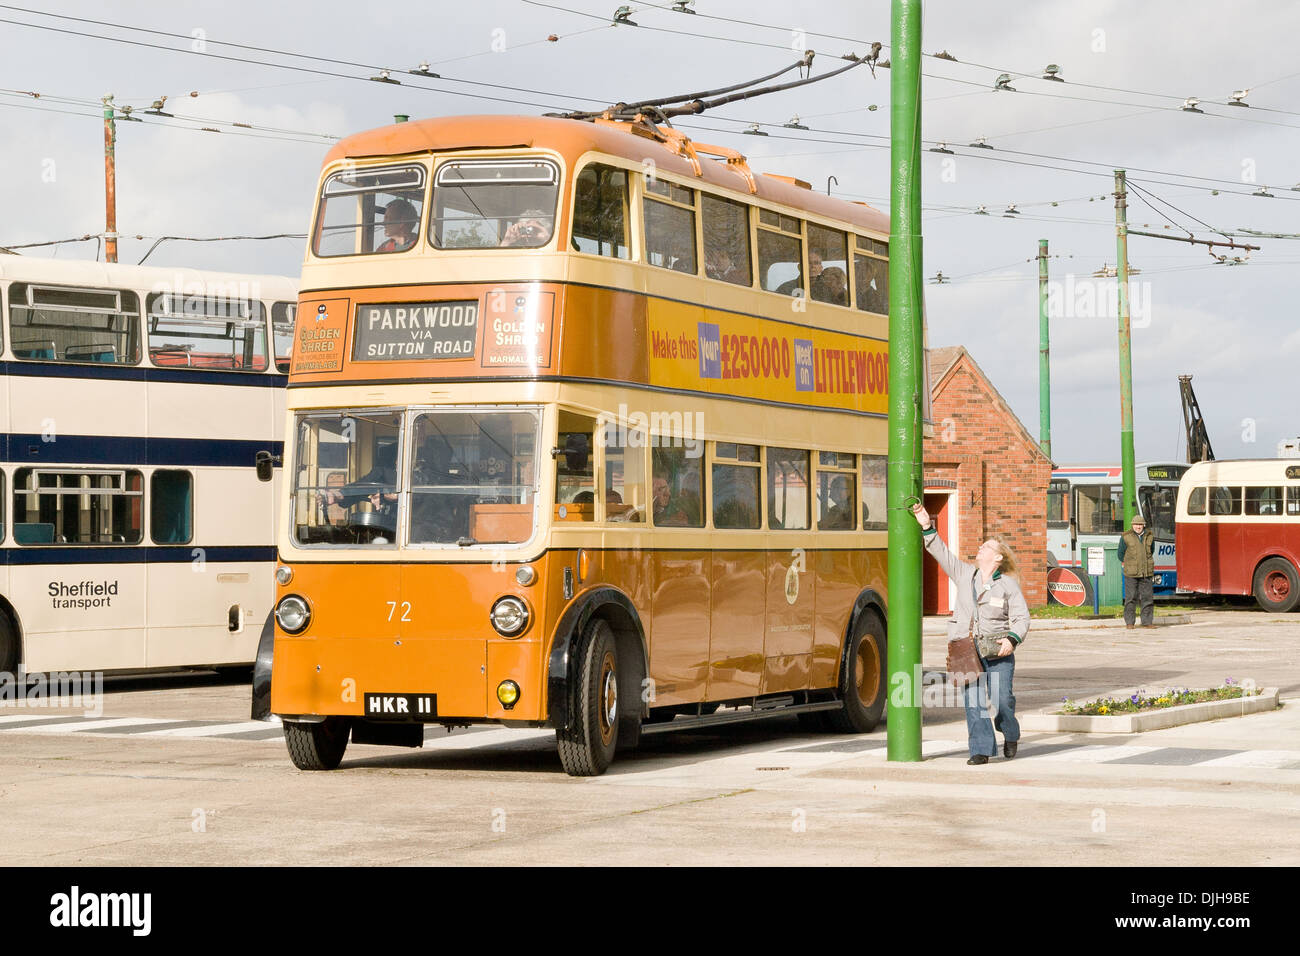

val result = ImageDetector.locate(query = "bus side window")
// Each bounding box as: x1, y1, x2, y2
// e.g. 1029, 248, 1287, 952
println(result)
1047, 479, 1070, 527
555, 413, 595, 522
767, 447, 809, 530
702, 194, 752, 286
1210, 486, 1241, 516
651, 445, 703, 528
712, 443, 761, 530
854, 236, 889, 314
1244, 486, 1282, 516
12, 468, 143, 545
643, 179, 697, 274
860, 454, 887, 530
757, 209, 804, 295
150, 470, 194, 544
815, 451, 857, 530
8, 283, 141, 365
602, 424, 645, 522
572, 164, 630, 259
808, 223, 849, 306
272, 301, 296, 373
1187, 487, 1207, 515
1288, 487, 1300, 516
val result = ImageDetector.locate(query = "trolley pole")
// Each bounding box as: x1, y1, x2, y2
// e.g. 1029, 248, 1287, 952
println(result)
1038, 238, 1052, 459
886, 0, 923, 762
102, 95, 118, 264
1113, 171, 1136, 524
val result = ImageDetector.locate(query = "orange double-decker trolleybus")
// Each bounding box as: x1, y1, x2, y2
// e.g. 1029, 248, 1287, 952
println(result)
259, 113, 906, 775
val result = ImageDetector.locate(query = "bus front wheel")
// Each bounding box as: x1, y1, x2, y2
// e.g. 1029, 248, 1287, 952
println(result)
826, 610, 887, 733
1253, 558, 1300, 613
556, 618, 619, 776
284, 717, 351, 770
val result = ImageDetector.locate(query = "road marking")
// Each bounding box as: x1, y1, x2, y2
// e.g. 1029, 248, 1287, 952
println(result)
149, 721, 288, 737
1034, 744, 1163, 763
1195, 749, 1300, 769
22, 717, 176, 733
0, 712, 83, 724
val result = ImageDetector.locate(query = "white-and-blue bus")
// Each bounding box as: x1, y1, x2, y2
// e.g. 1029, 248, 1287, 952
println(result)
0, 256, 295, 675
1046, 462, 1187, 605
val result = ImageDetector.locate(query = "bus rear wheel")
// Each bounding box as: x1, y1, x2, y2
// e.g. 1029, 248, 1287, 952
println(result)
1253, 558, 1300, 613
556, 618, 619, 776
826, 610, 887, 733
284, 717, 351, 770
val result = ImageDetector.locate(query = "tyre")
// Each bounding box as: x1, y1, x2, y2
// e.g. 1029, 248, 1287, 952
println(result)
283, 717, 351, 770
0, 613, 18, 676
1253, 557, 1300, 613
556, 618, 620, 776
825, 609, 887, 733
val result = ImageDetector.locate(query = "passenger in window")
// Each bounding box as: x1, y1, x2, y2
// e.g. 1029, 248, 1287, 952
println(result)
378, 199, 419, 253
821, 475, 855, 529
652, 476, 697, 526
705, 247, 747, 285
777, 250, 822, 297
812, 266, 849, 306
501, 209, 554, 247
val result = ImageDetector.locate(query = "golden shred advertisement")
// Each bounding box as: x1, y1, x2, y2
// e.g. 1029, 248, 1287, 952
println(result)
646, 299, 889, 414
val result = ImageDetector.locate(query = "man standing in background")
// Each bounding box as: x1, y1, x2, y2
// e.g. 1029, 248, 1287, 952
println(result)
1119, 514, 1156, 628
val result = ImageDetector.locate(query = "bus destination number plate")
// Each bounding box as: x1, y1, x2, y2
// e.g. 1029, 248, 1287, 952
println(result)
364, 693, 438, 720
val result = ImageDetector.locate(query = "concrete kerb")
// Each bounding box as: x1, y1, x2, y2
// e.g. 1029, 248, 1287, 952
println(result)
1021, 686, 1281, 734
921, 613, 1192, 635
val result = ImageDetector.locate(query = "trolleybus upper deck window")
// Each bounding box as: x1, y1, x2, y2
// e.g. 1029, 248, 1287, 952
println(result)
431, 159, 559, 249
808, 223, 849, 306
572, 163, 630, 259
702, 194, 752, 286
643, 179, 697, 274
758, 209, 804, 295
314, 163, 426, 258
146, 291, 267, 371
855, 236, 889, 315
8, 283, 140, 365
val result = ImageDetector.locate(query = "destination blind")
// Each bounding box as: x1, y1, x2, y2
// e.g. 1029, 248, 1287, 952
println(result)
352, 300, 479, 361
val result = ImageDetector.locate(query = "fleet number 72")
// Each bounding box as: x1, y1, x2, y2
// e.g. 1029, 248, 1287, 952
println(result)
386, 601, 412, 622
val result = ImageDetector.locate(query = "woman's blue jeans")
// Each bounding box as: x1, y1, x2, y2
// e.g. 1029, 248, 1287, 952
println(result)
964, 653, 1019, 757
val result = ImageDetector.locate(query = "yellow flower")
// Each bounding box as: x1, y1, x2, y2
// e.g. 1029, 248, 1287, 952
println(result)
1098, 705, 1109, 715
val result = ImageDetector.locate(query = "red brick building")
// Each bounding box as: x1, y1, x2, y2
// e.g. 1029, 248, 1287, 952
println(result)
922, 346, 1054, 609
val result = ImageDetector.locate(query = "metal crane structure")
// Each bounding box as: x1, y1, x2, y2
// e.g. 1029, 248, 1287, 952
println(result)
1179, 374, 1215, 463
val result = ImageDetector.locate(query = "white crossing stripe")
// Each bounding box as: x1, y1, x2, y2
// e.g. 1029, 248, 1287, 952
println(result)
23, 717, 176, 733
1035, 744, 1163, 763
1195, 750, 1300, 769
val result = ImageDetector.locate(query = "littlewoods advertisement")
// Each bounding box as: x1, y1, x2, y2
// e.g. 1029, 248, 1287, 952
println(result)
647, 300, 889, 414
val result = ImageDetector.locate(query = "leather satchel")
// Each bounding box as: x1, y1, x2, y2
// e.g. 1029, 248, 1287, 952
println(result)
946, 618, 986, 688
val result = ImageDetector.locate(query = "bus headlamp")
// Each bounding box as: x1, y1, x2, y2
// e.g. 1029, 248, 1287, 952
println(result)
490, 596, 530, 636
275, 595, 311, 634
275, 566, 293, 586
515, 566, 537, 587
496, 680, 521, 709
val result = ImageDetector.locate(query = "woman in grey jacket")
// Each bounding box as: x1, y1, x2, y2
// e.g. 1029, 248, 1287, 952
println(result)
911, 503, 1030, 765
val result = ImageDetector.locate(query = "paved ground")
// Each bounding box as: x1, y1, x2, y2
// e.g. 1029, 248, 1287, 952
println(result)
0, 607, 1296, 865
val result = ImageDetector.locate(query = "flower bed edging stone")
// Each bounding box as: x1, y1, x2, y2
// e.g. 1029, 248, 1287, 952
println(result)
1020, 687, 1280, 734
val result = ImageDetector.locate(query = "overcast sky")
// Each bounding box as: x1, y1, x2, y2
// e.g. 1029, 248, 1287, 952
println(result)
2, 0, 1296, 464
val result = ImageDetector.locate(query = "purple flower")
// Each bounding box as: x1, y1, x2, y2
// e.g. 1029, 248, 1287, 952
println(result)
1130, 694, 1140, 705
1225, 676, 1236, 686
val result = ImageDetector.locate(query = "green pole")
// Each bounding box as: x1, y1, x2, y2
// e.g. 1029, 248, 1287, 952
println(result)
1038, 239, 1051, 458
886, 0, 923, 762
1113, 171, 1137, 524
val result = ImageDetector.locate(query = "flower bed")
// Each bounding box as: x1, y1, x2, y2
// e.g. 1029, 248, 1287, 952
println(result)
1058, 679, 1255, 716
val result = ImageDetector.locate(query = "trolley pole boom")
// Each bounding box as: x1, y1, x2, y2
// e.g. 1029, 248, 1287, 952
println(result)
886, 0, 923, 762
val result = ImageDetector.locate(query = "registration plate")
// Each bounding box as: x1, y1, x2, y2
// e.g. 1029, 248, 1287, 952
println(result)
363, 693, 438, 720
